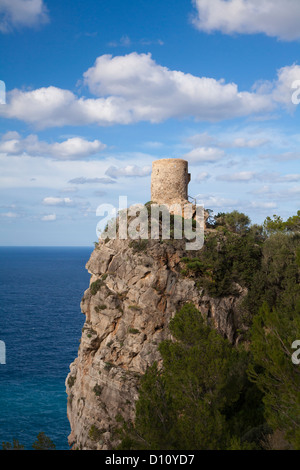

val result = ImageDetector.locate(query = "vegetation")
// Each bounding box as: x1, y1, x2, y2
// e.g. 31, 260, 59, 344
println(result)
1, 440, 25, 450
117, 210, 300, 450
32, 432, 56, 450
128, 328, 140, 334
90, 279, 105, 295
1, 433, 56, 450
88, 425, 104, 442
95, 304, 107, 312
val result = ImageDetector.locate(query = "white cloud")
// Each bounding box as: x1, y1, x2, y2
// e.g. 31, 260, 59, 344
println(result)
0, 211, 18, 218
217, 171, 300, 183
270, 64, 300, 109
184, 147, 225, 163
49, 137, 106, 160
202, 195, 239, 208
108, 35, 131, 47
258, 186, 300, 201
229, 137, 269, 148
186, 131, 269, 149
0, 153, 113, 190
0, 0, 49, 33
0, 86, 133, 128
0, 53, 276, 128
105, 165, 151, 179
261, 173, 300, 183
83, 53, 273, 122
68, 177, 115, 185
42, 197, 73, 206
1, 54, 299, 130
192, 0, 300, 41
217, 171, 256, 182
41, 213, 56, 221
250, 201, 277, 209
195, 172, 211, 182
260, 151, 300, 161
0, 132, 106, 160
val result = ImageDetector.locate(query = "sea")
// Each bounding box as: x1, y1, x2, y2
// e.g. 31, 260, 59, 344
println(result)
0, 246, 93, 450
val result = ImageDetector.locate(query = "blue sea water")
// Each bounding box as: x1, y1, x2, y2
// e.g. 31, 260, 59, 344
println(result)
0, 247, 92, 450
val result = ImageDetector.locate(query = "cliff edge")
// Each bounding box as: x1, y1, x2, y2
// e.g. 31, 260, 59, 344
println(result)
66, 231, 247, 450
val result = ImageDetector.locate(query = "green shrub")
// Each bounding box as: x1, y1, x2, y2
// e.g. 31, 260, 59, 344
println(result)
128, 328, 140, 334
89, 425, 104, 442
129, 239, 148, 253
95, 304, 107, 312
90, 279, 104, 295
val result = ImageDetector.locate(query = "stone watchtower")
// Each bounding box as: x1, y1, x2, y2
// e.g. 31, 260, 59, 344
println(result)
151, 158, 191, 206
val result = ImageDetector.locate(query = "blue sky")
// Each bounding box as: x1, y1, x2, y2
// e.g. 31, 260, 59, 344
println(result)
0, 0, 299, 246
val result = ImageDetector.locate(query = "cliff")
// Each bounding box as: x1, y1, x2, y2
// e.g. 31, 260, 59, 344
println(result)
66, 231, 247, 450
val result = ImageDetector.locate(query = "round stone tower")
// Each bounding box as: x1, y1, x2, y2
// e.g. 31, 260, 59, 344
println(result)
151, 158, 191, 206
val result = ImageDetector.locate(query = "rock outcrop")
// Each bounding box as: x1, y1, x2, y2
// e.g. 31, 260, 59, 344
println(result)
66, 235, 247, 450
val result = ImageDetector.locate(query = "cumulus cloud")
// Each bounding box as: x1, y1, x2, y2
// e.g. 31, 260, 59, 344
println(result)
184, 147, 225, 163
83, 53, 272, 122
0, 86, 135, 128
41, 213, 56, 221
0, 0, 49, 33
270, 64, 300, 109
1, 53, 299, 129
0, 132, 106, 160
105, 164, 151, 179
192, 0, 300, 41
0, 53, 276, 128
42, 197, 73, 206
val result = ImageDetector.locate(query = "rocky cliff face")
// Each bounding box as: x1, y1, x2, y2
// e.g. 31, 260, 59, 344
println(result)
66, 235, 246, 450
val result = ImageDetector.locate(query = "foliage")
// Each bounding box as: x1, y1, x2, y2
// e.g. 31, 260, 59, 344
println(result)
32, 432, 56, 450
244, 231, 300, 317
214, 210, 251, 235
129, 239, 148, 253
263, 210, 300, 236
90, 279, 104, 295
1, 439, 24, 450
117, 210, 300, 450
118, 304, 266, 450
248, 302, 300, 449
181, 226, 263, 298
1, 434, 56, 451
88, 425, 104, 442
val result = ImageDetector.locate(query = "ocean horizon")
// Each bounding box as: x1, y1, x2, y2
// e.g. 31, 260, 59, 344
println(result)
0, 246, 93, 450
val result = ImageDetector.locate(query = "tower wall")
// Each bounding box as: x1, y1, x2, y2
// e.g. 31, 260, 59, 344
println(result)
151, 158, 191, 205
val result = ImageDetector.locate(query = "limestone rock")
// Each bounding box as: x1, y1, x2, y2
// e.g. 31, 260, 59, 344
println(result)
66, 236, 246, 450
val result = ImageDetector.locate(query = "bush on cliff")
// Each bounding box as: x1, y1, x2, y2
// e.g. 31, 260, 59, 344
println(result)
117, 210, 300, 450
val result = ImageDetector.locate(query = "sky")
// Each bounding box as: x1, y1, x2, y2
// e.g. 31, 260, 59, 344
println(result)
0, 0, 299, 246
